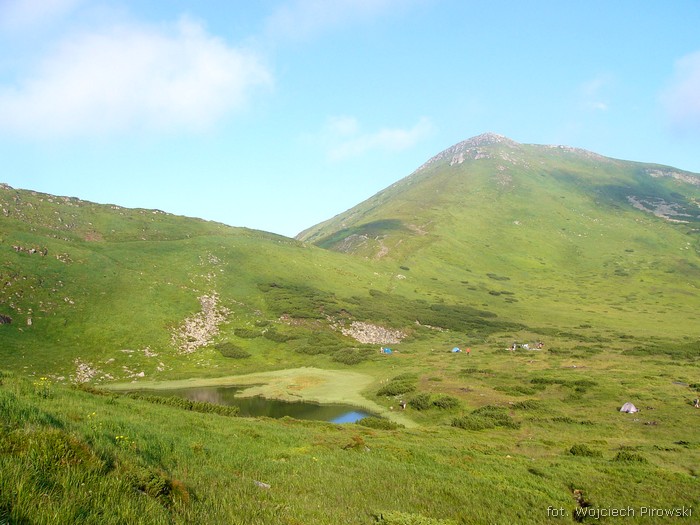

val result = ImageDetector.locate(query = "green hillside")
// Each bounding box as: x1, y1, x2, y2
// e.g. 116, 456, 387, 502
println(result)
2, 134, 700, 524
298, 133, 700, 337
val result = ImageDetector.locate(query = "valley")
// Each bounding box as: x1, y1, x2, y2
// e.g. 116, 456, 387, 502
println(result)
1, 134, 699, 524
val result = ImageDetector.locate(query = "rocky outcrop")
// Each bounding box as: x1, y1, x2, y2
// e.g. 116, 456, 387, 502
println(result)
627, 196, 698, 223
646, 168, 700, 187
415, 133, 520, 172
72, 359, 101, 383
172, 293, 230, 354
340, 321, 405, 345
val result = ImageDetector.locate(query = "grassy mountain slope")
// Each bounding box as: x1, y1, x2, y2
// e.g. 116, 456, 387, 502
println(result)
298, 133, 700, 337
0, 178, 533, 383
2, 136, 700, 524
0, 184, 399, 380
2, 352, 699, 524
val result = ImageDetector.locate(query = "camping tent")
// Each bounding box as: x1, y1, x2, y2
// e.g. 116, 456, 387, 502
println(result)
451, 347, 461, 353
619, 402, 639, 413
381, 347, 392, 354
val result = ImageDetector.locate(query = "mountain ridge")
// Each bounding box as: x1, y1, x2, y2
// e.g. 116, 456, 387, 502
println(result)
2, 133, 700, 383
296, 132, 700, 245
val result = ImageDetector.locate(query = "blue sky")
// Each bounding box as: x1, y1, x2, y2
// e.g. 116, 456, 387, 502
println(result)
1, 0, 699, 237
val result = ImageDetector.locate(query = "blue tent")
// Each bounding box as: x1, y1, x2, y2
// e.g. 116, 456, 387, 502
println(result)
451, 347, 461, 353
381, 347, 393, 354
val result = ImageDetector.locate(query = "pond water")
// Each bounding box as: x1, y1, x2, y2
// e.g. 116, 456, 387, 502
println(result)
135, 385, 375, 423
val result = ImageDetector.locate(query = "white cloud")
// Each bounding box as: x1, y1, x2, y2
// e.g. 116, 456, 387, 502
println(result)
578, 75, 611, 112
327, 115, 360, 136
323, 116, 434, 161
265, 0, 411, 41
0, 17, 272, 138
662, 50, 700, 133
0, 0, 84, 31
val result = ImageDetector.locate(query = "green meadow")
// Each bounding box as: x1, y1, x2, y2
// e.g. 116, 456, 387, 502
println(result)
1, 135, 700, 523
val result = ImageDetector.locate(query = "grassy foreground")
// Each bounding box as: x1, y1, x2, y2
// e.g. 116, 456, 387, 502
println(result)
2, 139, 700, 523
2, 331, 699, 524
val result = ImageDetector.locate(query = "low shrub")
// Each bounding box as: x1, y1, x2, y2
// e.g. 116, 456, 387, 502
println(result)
459, 368, 493, 376
377, 373, 419, 397
453, 405, 519, 430
332, 348, 373, 365
613, 450, 647, 463
552, 416, 576, 424
392, 373, 418, 382
377, 381, 416, 397
431, 395, 460, 410
357, 417, 403, 430
531, 377, 560, 385
511, 400, 541, 410
262, 329, 293, 342
214, 342, 250, 359
408, 393, 432, 411
233, 328, 260, 339
122, 465, 190, 506
494, 385, 536, 396
451, 414, 495, 431
125, 394, 239, 417
569, 444, 601, 457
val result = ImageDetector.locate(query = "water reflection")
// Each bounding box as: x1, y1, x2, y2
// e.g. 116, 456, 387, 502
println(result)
135, 385, 374, 423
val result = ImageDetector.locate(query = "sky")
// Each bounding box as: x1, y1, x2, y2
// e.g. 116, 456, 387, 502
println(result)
1, 0, 699, 237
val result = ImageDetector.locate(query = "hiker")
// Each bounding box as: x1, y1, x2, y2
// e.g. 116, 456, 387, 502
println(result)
399, 400, 407, 410
466, 347, 471, 356
694, 399, 699, 408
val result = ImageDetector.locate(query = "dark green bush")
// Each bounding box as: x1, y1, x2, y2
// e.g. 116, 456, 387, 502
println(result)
392, 373, 418, 382
122, 465, 189, 505
431, 395, 460, 409
214, 342, 250, 359
511, 400, 541, 410
125, 394, 239, 417
551, 416, 576, 424
613, 450, 647, 463
332, 348, 373, 365
451, 414, 495, 431
472, 405, 520, 429
569, 444, 601, 457
257, 282, 338, 319
233, 328, 261, 339
357, 417, 404, 430
408, 393, 432, 410
377, 381, 416, 397
262, 329, 293, 342
494, 385, 536, 396
531, 377, 560, 385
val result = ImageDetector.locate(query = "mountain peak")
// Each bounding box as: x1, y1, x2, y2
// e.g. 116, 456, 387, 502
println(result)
463, 132, 518, 147
415, 132, 520, 172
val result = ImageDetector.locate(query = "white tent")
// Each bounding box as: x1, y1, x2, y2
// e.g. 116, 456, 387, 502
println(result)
619, 402, 639, 413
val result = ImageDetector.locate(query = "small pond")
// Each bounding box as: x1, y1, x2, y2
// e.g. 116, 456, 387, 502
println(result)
135, 385, 375, 423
